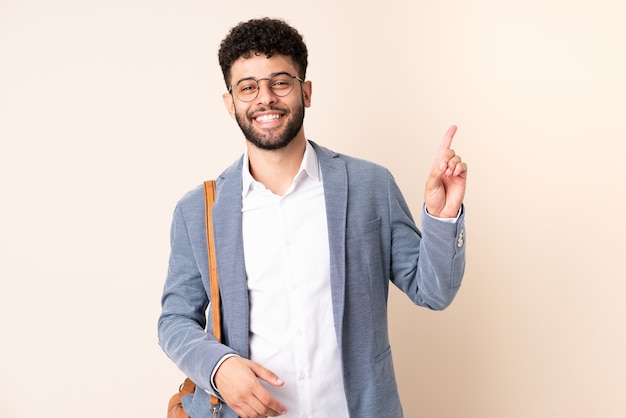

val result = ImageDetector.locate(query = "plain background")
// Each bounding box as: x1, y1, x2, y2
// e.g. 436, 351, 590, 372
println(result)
1, 0, 624, 417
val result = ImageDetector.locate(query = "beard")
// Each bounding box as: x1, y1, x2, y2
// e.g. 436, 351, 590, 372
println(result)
234, 98, 305, 151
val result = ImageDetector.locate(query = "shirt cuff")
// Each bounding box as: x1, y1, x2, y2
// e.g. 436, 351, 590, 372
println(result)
424, 205, 462, 223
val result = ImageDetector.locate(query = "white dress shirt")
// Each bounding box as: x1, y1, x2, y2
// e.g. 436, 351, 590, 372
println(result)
240, 142, 349, 417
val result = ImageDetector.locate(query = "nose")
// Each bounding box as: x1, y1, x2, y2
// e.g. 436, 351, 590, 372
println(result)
255, 78, 276, 104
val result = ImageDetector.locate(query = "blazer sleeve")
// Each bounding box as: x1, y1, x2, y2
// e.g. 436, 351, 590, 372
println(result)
157, 199, 237, 394
387, 172, 466, 310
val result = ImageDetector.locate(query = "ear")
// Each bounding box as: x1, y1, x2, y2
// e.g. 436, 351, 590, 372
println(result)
222, 92, 236, 119
301, 80, 312, 108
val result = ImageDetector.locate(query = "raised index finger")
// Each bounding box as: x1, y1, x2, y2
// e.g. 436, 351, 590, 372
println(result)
437, 125, 458, 158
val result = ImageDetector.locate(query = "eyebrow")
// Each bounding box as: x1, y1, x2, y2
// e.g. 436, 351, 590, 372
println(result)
233, 71, 292, 85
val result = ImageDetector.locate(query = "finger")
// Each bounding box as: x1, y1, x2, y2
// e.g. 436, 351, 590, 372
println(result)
437, 125, 458, 158
233, 391, 283, 418
432, 126, 458, 174
249, 364, 287, 415
452, 161, 468, 177
444, 153, 461, 175
434, 149, 457, 177
251, 390, 287, 417
243, 393, 276, 418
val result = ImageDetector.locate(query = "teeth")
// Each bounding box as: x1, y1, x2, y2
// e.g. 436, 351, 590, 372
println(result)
256, 114, 280, 122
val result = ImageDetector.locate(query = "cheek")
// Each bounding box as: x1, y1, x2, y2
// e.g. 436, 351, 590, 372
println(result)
231, 102, 247, 120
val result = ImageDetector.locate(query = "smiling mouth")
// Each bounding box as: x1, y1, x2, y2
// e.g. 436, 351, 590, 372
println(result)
254, 113, 282, 123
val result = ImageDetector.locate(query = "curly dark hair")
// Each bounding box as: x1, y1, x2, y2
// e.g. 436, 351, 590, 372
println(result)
218, 17, 308, 89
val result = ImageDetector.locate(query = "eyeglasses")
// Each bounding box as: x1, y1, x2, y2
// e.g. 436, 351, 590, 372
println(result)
229, 72, 304, 102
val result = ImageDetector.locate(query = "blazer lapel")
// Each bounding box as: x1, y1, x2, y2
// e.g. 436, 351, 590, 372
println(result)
312, 141, 348, 352
212, 157, 250, 358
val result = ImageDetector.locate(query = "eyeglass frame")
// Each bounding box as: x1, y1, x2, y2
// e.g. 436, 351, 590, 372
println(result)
228, 71, 304, 102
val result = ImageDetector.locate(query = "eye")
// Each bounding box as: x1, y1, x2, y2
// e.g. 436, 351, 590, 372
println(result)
237, 81, 258, 94
270, 76, 292, 90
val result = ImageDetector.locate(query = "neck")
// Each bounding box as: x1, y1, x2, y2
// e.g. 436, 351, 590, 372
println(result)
247, 135, 307, 196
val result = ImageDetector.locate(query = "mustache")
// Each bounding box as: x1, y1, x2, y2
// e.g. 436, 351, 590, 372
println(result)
247, 105, 288, 117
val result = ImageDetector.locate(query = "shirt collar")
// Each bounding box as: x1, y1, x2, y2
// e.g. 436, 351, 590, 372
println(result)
242, 141, 321, 197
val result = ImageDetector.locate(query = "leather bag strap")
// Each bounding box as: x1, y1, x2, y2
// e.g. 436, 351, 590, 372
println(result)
204, 180, 222, 412
204, 180, 221, 343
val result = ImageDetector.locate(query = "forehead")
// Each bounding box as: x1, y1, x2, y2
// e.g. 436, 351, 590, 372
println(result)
230, 53, 298, 82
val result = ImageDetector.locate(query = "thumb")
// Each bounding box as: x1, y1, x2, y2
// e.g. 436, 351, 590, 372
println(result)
426, 159, 446, 192
252, 363, 284, 387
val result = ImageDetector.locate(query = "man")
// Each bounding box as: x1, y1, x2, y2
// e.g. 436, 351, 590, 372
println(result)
159, 17, 467, 418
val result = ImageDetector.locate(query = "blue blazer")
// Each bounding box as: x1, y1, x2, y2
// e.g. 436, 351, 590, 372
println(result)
158, 141, 466, 417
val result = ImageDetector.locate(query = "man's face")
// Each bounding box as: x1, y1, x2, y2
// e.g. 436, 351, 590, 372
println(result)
223, 53, 311, 151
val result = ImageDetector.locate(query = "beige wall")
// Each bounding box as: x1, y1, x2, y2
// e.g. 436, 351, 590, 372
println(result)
1, 0, 624, 416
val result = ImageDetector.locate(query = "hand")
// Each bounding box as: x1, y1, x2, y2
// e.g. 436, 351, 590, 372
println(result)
214, 356, 287, 417
424, 125, 468, 218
